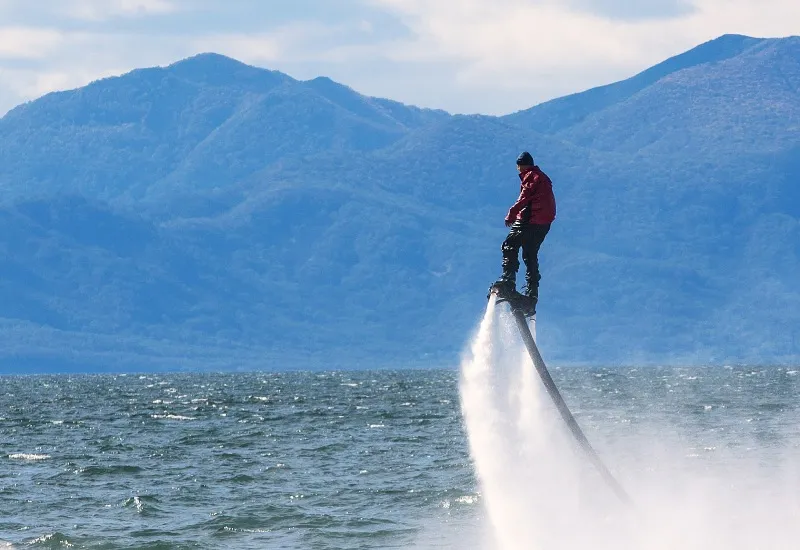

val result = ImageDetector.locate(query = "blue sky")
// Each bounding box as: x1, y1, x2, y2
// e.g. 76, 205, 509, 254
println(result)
0, 0, 798, 116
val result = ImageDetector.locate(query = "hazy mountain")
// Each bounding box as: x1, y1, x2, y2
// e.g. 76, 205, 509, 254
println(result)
0, 34, 797, 373
504, 34, 767, 134
0, 53, 448, 205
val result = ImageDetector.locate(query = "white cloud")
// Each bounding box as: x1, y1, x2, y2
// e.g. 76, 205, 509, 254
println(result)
191, 33, 282, 64
0, 0, 798, 116
190, 21, 345, 66
566, 0, 694, 20
0, 27, 65, 60
365, 0, 800, 111
0, 27, 193, 113
0, 66, 124, 101
190, 20, 390, 73
61, 0, 178, 21
0, 0, 179, 23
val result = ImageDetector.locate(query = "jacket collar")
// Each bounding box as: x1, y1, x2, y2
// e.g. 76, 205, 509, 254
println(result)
519, 166, 537, 180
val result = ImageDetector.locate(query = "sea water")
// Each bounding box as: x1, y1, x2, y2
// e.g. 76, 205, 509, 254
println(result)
2, 308, 799, 548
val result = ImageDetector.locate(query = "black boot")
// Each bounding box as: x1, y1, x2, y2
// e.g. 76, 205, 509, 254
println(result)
488, 278, 516, 301
520, 284, 538, 317
519, 295, 537, 318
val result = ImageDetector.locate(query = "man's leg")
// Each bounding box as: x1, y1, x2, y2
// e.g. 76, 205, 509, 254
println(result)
495, 225, 524, 292
521, 223, 551, 300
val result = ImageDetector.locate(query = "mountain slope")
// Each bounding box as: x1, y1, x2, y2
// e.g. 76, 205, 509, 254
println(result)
559, 36, 800, 153
0, 53, 448, 205
504, 34, 765, 133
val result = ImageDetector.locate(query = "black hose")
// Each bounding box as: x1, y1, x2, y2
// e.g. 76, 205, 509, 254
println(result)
511, 309, 633, 507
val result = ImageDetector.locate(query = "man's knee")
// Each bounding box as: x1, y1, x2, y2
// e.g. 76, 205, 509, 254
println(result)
521, 246, 538, 263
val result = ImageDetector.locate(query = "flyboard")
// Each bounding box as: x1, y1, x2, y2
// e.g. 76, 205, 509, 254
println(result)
489, 284, 633, 507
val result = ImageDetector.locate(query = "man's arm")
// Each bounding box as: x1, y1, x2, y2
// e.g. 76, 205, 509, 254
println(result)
505, 176, 538, 224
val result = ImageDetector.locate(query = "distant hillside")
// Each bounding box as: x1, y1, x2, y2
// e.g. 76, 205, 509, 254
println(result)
504, 34, 766, 133
0, 53, 448, 204
0, 35, 798, 373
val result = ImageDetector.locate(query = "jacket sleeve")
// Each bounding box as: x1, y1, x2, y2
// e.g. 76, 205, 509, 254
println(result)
505, 176, 538, 221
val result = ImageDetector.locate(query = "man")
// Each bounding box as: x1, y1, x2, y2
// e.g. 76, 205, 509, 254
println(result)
490, 151, 556, 317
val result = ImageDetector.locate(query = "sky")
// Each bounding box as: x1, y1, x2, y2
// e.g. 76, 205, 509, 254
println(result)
0, 0, 798, 116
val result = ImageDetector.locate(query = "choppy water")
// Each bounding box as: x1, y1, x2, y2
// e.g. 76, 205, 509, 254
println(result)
2, 363, 800, 549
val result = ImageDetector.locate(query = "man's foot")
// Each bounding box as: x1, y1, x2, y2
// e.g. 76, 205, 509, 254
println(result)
520, 286, 538, 318
518, 295, 537, 318
488, 279, 515, 300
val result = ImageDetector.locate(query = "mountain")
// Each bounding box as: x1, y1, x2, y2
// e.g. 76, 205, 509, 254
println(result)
504, 34, 766, 134
0, 35, 798, 373
0, 53, 448, 206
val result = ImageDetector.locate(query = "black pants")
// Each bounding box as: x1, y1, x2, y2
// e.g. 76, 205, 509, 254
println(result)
499, 223, 551, 297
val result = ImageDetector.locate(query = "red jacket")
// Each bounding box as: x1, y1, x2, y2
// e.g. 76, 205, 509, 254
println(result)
505, 166, 556, 225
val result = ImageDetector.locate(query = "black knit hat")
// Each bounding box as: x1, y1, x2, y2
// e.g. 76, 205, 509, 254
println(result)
516, 151, 534, 166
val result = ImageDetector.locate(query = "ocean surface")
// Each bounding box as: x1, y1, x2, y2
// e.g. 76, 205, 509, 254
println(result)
2, 361, 800, 549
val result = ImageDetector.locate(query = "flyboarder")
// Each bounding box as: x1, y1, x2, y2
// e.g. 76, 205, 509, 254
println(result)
485, 160, 630, 505
489, 151, 556, 317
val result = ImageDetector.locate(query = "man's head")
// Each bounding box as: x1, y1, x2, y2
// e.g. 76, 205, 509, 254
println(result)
516, 151, 534, 171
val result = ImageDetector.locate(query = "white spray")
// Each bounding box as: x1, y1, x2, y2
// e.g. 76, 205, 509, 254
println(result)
459, 296, 589, 549
459, 298, 800, 550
